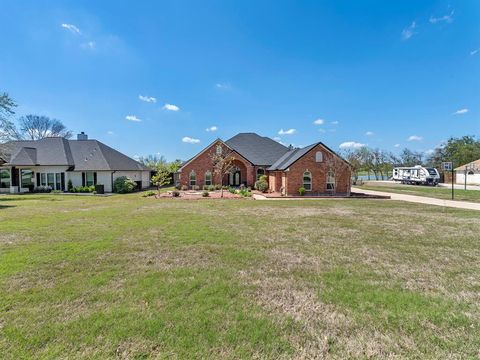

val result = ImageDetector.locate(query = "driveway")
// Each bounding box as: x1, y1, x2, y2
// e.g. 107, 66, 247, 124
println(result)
353, 187, 480, 211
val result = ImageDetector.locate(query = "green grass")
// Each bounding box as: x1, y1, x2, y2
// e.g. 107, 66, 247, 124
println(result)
0, 192, 479, 358
357, 181, 480, 203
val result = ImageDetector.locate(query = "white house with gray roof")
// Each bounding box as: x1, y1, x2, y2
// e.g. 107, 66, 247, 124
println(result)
0, 132, 151, 193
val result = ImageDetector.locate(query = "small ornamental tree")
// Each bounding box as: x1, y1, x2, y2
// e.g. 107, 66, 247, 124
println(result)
151, 166, 171, 195
210, 147, 236, 198
324, 153, 351, 195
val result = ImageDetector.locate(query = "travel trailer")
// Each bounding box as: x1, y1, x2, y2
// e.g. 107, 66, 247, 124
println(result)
392, 166, 440, 186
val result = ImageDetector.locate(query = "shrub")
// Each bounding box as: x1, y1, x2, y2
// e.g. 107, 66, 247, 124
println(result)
34, 186, 52, 193
207, 184, 215, 191
298, 187, 306, 196
142, 190, 156, 197
228, 187, 236, 194
254, 179, 268, 193
51, 190, 63, 194
214, 184, 222, 190
175, 183, 181, 190
71, 185, 96, 193
258, 175, 268, 182
172, 190, 180, 197
202, 190, 209, 197
239, 188, 251, 197
192, 185, 200, 191
67, 179, 74, 192
113, 176, 137, 194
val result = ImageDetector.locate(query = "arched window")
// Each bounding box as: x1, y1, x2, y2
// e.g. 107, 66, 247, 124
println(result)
216, 145, 222, 155
315, 151, 323, 162
204, 170, 212, 186
256, 168, 265, 180
189, 170, 196, 187
303, 171, 312, 191
326, 171, 335, 191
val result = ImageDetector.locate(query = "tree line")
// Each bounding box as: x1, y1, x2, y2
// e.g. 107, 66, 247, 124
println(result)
344, 136, 480, 182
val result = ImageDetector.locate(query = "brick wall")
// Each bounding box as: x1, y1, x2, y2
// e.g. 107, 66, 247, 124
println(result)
178, 141, 255, 188
284, 144, 351, 196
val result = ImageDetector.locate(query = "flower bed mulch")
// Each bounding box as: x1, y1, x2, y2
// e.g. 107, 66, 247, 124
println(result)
156, 190, 246, 200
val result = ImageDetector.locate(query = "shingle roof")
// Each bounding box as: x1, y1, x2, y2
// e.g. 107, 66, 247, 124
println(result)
3, 137, 150, 171
225, 133, 289, 165
268, 143, 318, 170
6, 138, 74, 166
455, 159, 480, 171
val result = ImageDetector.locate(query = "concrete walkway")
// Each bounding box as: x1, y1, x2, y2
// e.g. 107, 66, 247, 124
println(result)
352, 187, 480, 211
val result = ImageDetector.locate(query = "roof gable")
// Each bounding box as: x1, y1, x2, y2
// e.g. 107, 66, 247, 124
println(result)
268, 142, 350, 170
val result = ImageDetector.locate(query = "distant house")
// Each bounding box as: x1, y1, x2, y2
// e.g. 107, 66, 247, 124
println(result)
176, 132, 352, 195
455, 159, 480, 185
0, 132, 151, 193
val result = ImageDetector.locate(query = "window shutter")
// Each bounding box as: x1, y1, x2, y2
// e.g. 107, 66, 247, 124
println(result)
82, 172, 86, 186
61, 173, 65, 191
93, 172, 97, 185
36, 173, 40, 186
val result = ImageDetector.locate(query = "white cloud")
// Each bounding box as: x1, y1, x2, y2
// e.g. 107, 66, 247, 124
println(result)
425, 149, 435, 155
394, 144, 401, 148
453, 108, 468, 115
125, 115, 141, 122
162, 103, 180, 111
407, 135, 423, 142
365, 131, 374, 136
80, 41, 95, 50
133, 154, 140, 160
206, 126, 217, 132
273, 137, 282, 141
331, 120, 339, 125
339, 141, 366, 149
429, 10, 454, 24
313, 118, 324, 125
107, 131, 114, 135
471, 49, 480, 56
402, 21, 416, 40
61, 23, 81, 35
318, 128, 326, 133
139, 95, 157, 103
215, 83, 231, 90
278, 128, 296, 135
182, 136, 200, 144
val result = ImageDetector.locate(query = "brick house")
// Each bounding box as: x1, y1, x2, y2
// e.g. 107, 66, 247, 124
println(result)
176, 132, 352, 196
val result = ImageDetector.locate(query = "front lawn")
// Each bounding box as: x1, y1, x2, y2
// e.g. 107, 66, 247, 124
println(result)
357, 181, 480, 203
0, 193, 479, 358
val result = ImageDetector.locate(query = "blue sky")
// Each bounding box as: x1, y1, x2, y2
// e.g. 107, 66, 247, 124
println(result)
1, 1, 479, 161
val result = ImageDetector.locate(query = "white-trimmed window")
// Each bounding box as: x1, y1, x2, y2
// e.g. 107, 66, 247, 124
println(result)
326, 170, 335, 191
315, 151, 323, 162
256, 168, 265, 180
204, 171, 212, 186
189, 170, 196, 186
303, 171, 312, 191
0, 169, 10, 188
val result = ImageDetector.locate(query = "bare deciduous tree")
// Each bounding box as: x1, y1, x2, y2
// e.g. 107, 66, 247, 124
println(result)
210, 147, 235, 198
324, 152, 351, 195
19, 115, 72, 140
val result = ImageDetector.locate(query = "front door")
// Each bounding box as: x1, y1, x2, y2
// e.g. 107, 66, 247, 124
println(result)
229, 170, 241, 186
